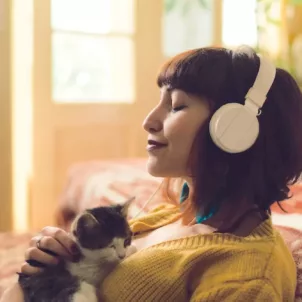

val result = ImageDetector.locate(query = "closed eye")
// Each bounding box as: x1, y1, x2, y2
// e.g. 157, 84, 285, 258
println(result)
109, 245, 116, 249
171, 105, 187, 113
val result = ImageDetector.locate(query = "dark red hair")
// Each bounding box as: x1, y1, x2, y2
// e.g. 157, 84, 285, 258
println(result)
157, 47, 302, 217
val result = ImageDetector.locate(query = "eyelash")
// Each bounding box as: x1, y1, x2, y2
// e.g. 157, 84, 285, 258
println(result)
171, 105, 187, 113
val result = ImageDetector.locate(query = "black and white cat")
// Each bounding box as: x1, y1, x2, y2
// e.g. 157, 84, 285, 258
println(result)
18, 198, 136, 302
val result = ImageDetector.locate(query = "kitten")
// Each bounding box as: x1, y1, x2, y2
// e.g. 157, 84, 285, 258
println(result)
18, 198, 135, 302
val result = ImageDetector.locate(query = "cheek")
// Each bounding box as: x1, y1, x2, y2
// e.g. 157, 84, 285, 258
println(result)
104, 248, 119, 261
168, 116, 203, 151
146, 111, 208, 177
102, 247, 114, 256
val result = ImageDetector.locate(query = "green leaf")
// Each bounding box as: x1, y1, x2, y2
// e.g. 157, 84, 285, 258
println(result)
266, 17, 281, 26
164, 0, 177, 13
197, 0, 210, 10
289, 0, 302, 5
182, 1, 191, 16
264, 2, 273, 13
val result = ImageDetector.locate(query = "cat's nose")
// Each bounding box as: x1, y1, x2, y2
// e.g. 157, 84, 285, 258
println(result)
118, 253, 125, 259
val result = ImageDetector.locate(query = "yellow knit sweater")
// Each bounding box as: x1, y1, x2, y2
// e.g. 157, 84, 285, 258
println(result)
100, 205, 297, 302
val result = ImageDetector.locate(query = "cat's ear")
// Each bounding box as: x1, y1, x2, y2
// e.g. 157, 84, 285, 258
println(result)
120, 196, 135, 217
71, 212, 102, 248
74, 212, 100, 233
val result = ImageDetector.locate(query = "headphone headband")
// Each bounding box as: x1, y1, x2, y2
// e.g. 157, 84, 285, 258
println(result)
245, 55, 276, 109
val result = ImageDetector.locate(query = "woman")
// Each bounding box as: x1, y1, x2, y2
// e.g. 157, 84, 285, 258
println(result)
2, 46, 302, 301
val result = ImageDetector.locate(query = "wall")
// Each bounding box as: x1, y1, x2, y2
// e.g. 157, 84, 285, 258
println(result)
11, 0, 33, 231
0, 0, 33, 232
0, 0, 13, 231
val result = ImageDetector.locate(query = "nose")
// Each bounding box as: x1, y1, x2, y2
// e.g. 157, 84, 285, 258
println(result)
118, 253, 126, 260
142, 107, 163, 134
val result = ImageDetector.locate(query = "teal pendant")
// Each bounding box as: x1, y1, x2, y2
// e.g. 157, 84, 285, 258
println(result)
180, 182, 189, 204
180, 182, 218, 224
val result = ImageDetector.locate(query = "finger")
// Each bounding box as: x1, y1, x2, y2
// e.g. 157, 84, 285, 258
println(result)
25, 247, 59, 266
20, 262, 43, 276
36, 235, 72, 259
41, 227, 79, 255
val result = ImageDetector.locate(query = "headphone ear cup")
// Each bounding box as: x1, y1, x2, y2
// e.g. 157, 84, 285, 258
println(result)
209, 103, 259, 153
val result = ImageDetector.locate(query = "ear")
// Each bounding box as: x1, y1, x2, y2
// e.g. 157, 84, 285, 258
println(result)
74, 212, 100, 234
121, 196, 135, 217
71, 212, 103, 248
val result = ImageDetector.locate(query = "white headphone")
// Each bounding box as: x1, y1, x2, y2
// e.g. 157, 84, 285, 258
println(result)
209, 55, 276, 154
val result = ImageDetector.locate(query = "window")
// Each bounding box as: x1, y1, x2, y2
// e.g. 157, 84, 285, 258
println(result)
162, 0, 214, 57
222, 0, 257, 47
51, 0, 135, 103
163, 0, 258, 57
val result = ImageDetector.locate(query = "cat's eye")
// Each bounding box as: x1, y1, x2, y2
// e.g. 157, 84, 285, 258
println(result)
124, 238, 131, 247
109, 245, 116, 249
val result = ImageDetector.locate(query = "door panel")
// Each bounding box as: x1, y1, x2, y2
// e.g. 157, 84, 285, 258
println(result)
30, 0, 163, 229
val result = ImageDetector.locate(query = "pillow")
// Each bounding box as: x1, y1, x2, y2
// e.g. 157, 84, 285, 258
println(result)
275, 225, 302, 301
55, 159, 161, 230
271, 182, 302, 214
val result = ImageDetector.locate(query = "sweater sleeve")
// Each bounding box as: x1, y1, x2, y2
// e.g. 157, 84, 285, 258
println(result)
190, 279, 281, 302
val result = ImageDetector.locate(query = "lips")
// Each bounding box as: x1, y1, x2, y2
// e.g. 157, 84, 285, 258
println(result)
146, 140, 167, 151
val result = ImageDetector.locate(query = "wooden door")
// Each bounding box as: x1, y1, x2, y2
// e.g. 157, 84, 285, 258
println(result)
30, 0, 163, 229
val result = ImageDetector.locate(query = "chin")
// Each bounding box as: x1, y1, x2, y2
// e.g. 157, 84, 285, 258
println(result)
146, 158, 179, 178
146, 159, 166, 177
147, 169, 165, 177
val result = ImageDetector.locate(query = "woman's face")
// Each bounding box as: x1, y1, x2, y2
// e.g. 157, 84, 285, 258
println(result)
143, 86, 210, 177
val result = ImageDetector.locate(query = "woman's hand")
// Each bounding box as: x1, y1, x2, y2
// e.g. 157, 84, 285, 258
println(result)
21, 226, 81, 275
